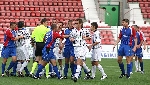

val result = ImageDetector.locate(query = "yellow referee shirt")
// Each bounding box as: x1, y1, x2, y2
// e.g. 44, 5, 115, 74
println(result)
31, 25, 50, 42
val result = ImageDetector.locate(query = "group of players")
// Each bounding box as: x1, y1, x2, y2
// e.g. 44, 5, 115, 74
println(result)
0, 18, 146, 82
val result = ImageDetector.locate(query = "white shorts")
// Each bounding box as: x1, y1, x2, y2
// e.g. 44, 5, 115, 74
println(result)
91, 48, 101, 61
17, 45, 30, 60
74, 46, 87, 59
54, 47, 64, 59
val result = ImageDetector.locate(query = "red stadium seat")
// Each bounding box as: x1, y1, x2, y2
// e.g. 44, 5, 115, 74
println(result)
46, 13, 50, 17
36, 12, 40, 17
16, 12, 20, 16
45, 7, 49, 11
30, 7, 34, 11
9, 1, 14, 5
19, 1, 23, 5
20, 6, 24, 11
39, 2, 43, 6
143, 13, 148, 18
53, 2, 57, 6
34, 1, 38, 6
145, 2, 149, 7
138, 0, 143, 2
41, 12, 46, 17
5, 7, 9, 11
5, 1, 9, 5
63, 2, 67, 6
40, 7, 44, 11
0, 1, 3, 5
133, 0, 137, 2
14, 1, 18, 5
143, 0, 148, 1
59, 7, 63, 12
31, 12, 35, 17
48, 2, 52, 6
25, 7, 30, 11
43, 2, 48, 6
24, 1, 28, 5
15, 6, 20, 11
58, 2, 63, 6
35, 7, 39, 11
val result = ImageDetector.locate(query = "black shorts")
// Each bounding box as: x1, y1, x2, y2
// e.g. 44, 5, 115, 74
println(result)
35, 42, 45, 56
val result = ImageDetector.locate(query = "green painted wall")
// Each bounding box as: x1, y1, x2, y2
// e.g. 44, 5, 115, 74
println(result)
100, 5, 119, 26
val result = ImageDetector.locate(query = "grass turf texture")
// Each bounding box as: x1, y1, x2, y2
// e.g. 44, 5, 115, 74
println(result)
0, 58, 149, 85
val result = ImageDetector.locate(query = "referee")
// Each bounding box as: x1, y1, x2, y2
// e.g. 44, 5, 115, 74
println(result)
30, 18, 50, 77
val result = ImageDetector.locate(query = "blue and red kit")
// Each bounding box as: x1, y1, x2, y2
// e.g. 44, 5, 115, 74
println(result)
42, 30, 63, 62
118, 27, 136, 57
1, 29, 16, 58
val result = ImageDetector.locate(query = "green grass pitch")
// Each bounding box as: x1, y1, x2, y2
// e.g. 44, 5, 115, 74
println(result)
0, 58, 149, 85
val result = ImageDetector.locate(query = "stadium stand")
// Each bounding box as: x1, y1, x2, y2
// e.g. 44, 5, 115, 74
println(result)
128, 0, 150, 19
127, 0, 150, 45
0, 0, 85, 27
0, 0, 115, 45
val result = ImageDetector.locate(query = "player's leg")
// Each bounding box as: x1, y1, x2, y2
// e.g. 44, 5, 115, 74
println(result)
124, 45, 133, 79
93, 48, 107, 80
34, 60, 47, 79
5, 47, 17, 76
134, 56, 139, 72
1, 58, 7, 77
137, 48, 144, 74
58, 59, 63, 76
73, 58, 83, 82
63, 57, 69, 78
70, 56, 75, 78
82, 61, 91, 79
117, 45, 125, 78
63, 47, 70, 78
1, 47, 10, 76
130, 55, 134, 74
30, 43, 43, 76
69, 47, 75, 78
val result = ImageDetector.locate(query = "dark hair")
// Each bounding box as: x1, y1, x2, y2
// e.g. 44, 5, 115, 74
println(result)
75, 18, 83, 28
75, 18, 83, 24
10, 22, 16, 26
122, 19, 129, 24
132, 25, 139, 29
58, 21, 64, 26
91, 22, 98, 30
51, 24, 57, 30
68, 20, 73, 23
41, 18, 47, 24
18, 21, 24, 28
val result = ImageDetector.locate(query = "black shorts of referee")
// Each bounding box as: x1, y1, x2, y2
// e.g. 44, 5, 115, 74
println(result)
35, 42, 45, 56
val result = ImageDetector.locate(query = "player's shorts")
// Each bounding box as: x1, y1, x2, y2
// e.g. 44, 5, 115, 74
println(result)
35, 42, 45, 56
91, 48, 101, 61
63, 45, 75, 58
16, 45, 30, 60
42, 47, 56, 62
1, 46, 16, 58
135, 48, 143, 58
54, 47, 64, 60
81, 46, 89, 60
118, 44, 133, 57
74, 46, 86, 60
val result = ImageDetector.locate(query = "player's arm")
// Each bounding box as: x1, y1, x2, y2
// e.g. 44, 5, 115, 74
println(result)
63, 29, 70, 38
141, 32, 146, 50
113, 30, 122, 48
137, 32, 144, 48
54, 32, 64, 50
88, 32, 100, 50
6, 30, 23, 41
132, 28, 137, 47
69, 31, 75, 42
83, 29, 91, 40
